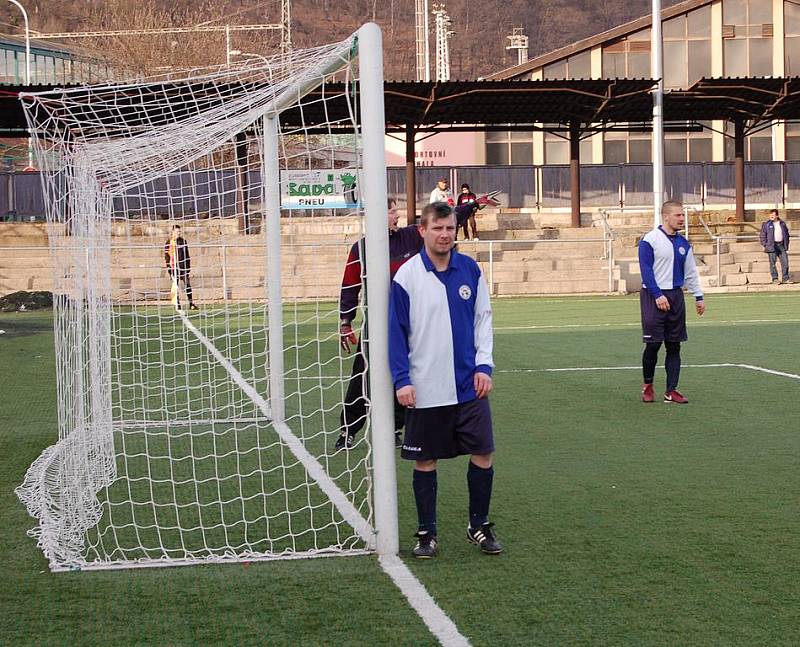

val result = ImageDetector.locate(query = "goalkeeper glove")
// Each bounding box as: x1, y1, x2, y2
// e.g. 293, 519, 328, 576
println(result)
340, 322, 358, 353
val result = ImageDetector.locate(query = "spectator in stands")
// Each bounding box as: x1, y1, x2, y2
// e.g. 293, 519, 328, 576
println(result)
456, 183, 479, 241
164, 225, 198, 311
760, 209, 792, 285
335, 198, 423, 451
429, 177, 452, 206
638, 200, 705, 405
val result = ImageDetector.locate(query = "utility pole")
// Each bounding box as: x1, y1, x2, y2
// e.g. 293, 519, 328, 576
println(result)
506, 27, 528, 66
415, 0, 430, 81
432, 4, 452, 82
281, 0, 292, 56
5, 0, 32, 168
651, 0, 665, 226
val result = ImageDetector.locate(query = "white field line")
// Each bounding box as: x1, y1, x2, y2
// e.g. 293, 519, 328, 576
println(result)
734, 364, 800, 380
498, 363, 800, 380
179, 313, 470, 647
496, 319, 800, 331
499, 293, 800, 305
380, 555, 471, 647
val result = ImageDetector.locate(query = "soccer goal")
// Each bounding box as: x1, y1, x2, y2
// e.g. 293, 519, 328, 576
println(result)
16, 23, 399, 571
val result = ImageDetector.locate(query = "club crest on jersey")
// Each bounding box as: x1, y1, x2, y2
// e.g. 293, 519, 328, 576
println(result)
459, 285, 472, 300
678, 246, 687, 255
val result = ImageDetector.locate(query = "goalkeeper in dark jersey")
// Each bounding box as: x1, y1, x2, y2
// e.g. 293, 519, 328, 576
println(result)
164, 225, 198, 311
335, 198, 423, 451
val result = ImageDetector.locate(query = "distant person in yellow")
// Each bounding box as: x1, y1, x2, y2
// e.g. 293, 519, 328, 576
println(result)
164, 225, 198, 311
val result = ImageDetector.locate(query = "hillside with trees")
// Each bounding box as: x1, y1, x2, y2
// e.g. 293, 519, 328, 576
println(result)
1, 0, 683, 78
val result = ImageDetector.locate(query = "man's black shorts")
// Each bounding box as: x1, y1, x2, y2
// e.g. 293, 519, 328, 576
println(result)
640, 287, 687, 343
401, 397, 494, 461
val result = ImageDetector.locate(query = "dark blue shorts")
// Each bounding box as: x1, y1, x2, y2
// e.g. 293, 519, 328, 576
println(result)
401, 398, 494, 461
640, 288, 687, 343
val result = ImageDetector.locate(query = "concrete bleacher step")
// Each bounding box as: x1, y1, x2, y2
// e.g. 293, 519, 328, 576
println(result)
495, 277, 615, 295
6, 215, 793, 299
490, 268, 614, 283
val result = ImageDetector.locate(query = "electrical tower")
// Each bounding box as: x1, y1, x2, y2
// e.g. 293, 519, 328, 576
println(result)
415, 0, 430, 82
432, 4, 453, 82
506, 27, 529, 66
281, 0, 292, 55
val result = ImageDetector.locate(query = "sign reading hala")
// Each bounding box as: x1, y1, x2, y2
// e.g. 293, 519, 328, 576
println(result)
280, 169, 360, 210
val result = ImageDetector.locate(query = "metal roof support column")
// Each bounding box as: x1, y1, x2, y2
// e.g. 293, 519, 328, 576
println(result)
570, 122, 581, 228
734, 120, 745, 222
405, 123, 417, 225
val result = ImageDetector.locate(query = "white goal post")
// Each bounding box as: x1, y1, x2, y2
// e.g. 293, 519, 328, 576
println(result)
16, 23, 398, 571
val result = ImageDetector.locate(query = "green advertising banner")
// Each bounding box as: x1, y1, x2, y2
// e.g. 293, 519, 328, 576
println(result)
280, 169, 361, 210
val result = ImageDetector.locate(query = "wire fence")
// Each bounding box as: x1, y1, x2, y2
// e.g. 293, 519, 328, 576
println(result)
2, 162, 797, 222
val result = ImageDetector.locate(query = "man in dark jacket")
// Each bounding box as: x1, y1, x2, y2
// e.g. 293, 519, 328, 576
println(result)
164, 225, 198, 310
760, 209, 792, 284
335, 198, 423, 451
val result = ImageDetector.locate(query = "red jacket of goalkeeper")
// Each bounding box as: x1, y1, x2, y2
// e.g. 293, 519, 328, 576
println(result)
339, 225, 423, 324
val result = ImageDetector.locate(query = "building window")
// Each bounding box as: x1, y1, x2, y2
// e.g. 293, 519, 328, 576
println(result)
723, 0, 774, 77
786, 122, 800, 159
603, 130, 651, 163
786, 1, 800, 74
544, 134, 569, 164
664, 122, 713, 162
662, 6, 712, 89
542, 50, 592, 80
724, 123, 773, 161
602, 29, 651, 79
485, 130, 534, 165
543, 129, 593, 164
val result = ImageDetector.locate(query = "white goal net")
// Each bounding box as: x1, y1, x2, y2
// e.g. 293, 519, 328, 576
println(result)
16, 24, 397, 571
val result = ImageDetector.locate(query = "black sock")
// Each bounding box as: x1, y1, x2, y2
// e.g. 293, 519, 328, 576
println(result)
467, 461, 494, 529
665, 341, 681, 391
413, 469, 437, 536
642, 342, 661, 384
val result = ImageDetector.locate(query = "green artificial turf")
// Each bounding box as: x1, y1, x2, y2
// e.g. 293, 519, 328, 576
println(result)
2, 291, 799, 645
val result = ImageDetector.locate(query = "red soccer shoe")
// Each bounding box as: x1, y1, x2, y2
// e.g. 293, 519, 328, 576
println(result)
641, 383, 655, 403
664, 390, 688, 404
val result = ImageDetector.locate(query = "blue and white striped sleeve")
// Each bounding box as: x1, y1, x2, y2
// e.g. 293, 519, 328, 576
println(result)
638, 238, 662, 298
388, 279, 412, 390
473, 271, 493, 376
683, 247, 704, 300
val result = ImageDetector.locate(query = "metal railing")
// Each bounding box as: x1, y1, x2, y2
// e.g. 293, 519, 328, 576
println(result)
696, 215, 761, 287
4, 161, 800, 221
597, 210, 616, 292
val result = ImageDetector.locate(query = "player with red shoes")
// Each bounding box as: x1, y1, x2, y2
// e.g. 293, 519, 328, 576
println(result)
638, 201, 706, 404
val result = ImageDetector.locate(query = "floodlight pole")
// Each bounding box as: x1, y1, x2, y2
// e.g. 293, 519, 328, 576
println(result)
7, 0, 32, 167
651, 0, 665, 227
358, 22, 399, 557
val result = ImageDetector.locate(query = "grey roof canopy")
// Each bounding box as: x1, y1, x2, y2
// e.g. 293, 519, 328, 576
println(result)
4, 78, 800, 137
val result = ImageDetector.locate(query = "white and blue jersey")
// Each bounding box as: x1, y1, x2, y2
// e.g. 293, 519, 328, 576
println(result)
389, 248, 493, 409
638, 226, 703, 300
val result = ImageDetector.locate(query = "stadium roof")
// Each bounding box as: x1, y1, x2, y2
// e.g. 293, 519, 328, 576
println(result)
2, 79, 656, 138
4, 77, 800, 139
666, 77, 800, 131
306, 79, 658, 132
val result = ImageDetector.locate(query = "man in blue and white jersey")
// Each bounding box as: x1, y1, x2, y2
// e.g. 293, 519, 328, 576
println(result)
638, 200, 706, 404
389, 202, 502, 559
